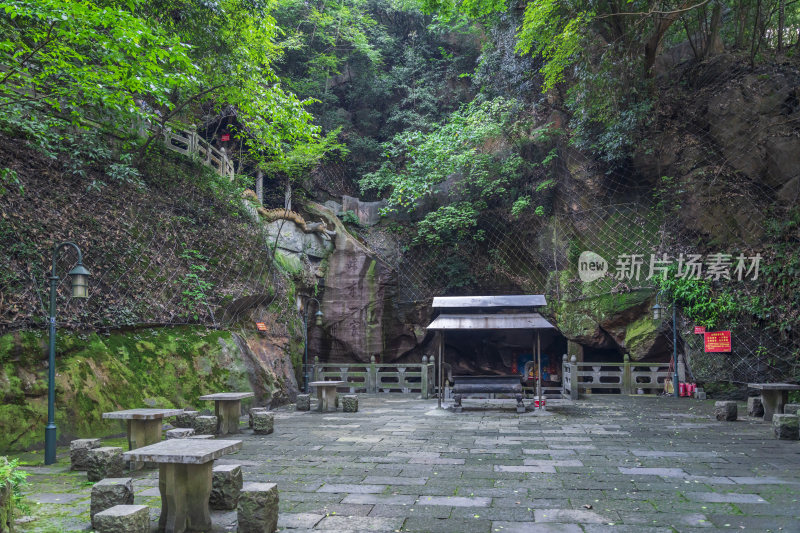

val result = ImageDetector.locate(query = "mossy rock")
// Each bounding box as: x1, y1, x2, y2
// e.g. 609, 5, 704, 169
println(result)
0, 327, 258, 452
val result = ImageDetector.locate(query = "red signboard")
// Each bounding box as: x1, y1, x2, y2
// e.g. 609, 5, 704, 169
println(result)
694, 326, 706, 334
221, 133, 231, 141
704, 331, 731, 352
256, 322, 267, 331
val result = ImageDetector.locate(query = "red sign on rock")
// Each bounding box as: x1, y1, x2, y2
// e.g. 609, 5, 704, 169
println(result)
704, 330, 731, 352
694, 326, 705, 334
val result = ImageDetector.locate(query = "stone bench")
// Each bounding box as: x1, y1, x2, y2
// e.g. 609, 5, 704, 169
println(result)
93, 504, 149, 533
70, 438, 101, 471
86, 447, 125, 482
210, 464, 242, 510
249, 407, 269, 429
91, 478, 134, 528
342, 395, 358, 413
194, 415, 218, 435
747, 397, 764, 417
773, 414, 799, 440
173, 410, 199, 429
783, 403, 800, 415
296, 394, 310, 412
714, 401, 737, 421
238, 482, 279, 533
253, 411, 274, 435
166, 428, 195, 439
188, 434, 215, 439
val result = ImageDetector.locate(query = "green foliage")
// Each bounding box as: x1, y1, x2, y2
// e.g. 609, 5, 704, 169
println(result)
360, 96, 516, 211
178, 247, 214, 321
0, 456, 28, 514
0, 0, 195, 123
566, 53, 653, 165
0, 168, 22, 197
415, 202, 482, 245
340, 210, 361, 226
511, 196, 532, 217
654, 267, 739, 329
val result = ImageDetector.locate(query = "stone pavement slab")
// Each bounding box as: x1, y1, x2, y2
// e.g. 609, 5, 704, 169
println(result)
15, 394, 800, 532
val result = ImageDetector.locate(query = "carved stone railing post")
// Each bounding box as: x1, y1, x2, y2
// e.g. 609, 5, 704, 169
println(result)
398, 367, 407, 393
367, 355, 377, 393
313, 356, 320, 382
421, 356, 429, 399
569, 355, 579, 400
622, 354, 632, 395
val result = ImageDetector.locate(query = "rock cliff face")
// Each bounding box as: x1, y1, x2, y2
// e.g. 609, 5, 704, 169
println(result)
304, 202, 421, 363
0, 323, 300, 452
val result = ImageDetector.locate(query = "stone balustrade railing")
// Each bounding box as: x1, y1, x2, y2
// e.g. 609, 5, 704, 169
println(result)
161, 125, 235, 180
562, 354, 671, 399
311, 356, 436, 398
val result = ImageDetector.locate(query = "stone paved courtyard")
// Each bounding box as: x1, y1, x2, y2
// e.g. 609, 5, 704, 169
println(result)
16, 395, 800, 532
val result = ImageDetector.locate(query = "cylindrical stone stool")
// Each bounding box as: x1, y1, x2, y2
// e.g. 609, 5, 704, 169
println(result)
773, 414, 799, 440
714, 401, 737, 421
747, 397, 764, 417
342, 395, 358, 413
296, 394, 311, 412
253, 412, 274, 435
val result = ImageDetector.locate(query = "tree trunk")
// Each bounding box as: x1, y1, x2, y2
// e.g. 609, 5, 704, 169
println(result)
703, 2, 723, 58
778, 0, 785, 51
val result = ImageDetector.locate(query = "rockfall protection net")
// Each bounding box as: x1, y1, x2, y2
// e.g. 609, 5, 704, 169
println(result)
1, 59, 797, 383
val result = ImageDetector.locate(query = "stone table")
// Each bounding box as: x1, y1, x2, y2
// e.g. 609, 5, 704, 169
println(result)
199, 392, 254, 435
102, 408, 184, 453
308, 381, 346, 412
748, 383, 800, 421
123, 439, 242, 533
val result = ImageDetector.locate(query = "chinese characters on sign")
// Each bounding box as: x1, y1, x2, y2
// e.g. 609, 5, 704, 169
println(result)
255, 322, 267, 331
221, 133, 231, 141
693, 326, 706, 334
611, 253, 761, 282
704, 331, 732, 352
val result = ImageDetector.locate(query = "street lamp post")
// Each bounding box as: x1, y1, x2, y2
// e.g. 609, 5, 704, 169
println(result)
301, 297, 323, 394
652, 292, 679, 398
46, 242, 91, 465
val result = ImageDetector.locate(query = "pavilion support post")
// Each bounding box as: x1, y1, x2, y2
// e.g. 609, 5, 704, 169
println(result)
438, 332, 443, 409
537, 331, 542, 410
